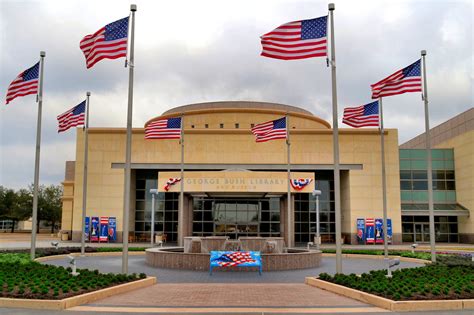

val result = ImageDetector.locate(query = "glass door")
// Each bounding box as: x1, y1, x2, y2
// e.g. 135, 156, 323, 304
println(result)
414, 223, 430, 242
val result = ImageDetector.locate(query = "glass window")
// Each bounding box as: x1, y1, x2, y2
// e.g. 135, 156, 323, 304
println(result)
446, 191, 456, 201
399, 149, 410, 159
444, 150, 454, 159
433, 191, 446, 202
431, 150, 444, 160
400, 181, 412, 190
412, 171, 427, 179
432, 160, 445, 170
411, 160, 427, 170
445, 171, 455, 180
410, 150, 427, 159
433, 181, 446, 190
413, 181, 428, 190
400, 171, 411, 179
445, 160, 455, 170
446, 181, 456, 191
400, 191, 413, 201
399, 160, 411, 170
432, 170, 445, 180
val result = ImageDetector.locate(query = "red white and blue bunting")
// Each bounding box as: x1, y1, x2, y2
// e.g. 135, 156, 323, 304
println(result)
164, 178, 181, 191
290, 178, 313, 190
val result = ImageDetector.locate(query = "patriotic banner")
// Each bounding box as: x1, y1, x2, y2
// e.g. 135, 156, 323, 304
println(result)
5, 62, 39, 104
164, 178, 181, 191
375, 218, 384, 244
290, 178, 313, 190
356, 218, 365, 244
80, 17, 129, 69
108, 217, 117, 242
99, 216, 109, 242
84, 217, 90, 241
260, 15, 327, 60
90, 216, 99, 242
251, 117, 287, 142
371, 59, 422, 99
366, 218, 375, 244
387, 218, 393, 244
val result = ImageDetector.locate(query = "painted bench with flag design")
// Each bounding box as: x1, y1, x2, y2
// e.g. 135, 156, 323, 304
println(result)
209, 251, 262, 275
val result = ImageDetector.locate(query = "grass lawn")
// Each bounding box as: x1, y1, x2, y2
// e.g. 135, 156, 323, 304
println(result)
318, 255, 474, 301
0, 254, 146, 300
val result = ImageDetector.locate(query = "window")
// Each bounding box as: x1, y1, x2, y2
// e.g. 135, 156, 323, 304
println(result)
235, 123, 239, 128
220, 123, 224, 128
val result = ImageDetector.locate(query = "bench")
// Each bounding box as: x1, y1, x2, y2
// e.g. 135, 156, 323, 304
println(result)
209, 251, 262, 275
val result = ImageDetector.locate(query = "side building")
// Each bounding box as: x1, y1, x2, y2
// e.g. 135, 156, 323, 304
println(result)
400, 108, 473, 243
60, 101, 402, 246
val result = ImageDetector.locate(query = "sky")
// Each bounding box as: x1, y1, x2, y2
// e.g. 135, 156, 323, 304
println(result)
0, 0, 472, 189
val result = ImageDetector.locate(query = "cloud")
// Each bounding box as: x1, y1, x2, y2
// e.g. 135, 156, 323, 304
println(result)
0, 0, 472, 189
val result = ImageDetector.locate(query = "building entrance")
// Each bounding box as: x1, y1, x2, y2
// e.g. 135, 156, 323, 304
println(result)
192, 197, 281, 239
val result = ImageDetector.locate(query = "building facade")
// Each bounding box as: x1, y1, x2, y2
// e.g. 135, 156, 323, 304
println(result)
60, 102, 472, 245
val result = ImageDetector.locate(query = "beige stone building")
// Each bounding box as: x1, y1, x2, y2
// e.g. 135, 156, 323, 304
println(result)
60, 102, 471, 245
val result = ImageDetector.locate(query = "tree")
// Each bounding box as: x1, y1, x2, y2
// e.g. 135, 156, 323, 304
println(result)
37, 185, 63, 233
0, 186, 31, 232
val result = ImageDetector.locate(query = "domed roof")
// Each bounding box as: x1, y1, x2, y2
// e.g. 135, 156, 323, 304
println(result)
162, 101, 314, 116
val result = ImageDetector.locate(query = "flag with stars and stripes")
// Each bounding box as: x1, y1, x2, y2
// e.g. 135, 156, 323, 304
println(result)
57, 100, 86, 133
5, 62, 39, 105
80, 17, 129, 69
342, 101, 380, 128
260, 15, 327, 60
371, 60, 422, 99
145, 117, 182, 139
251, 117, 287, 142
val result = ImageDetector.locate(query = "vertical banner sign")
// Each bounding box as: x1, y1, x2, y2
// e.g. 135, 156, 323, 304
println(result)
100, 216, 109, 242
375, 218, 384, 244
356, 218, 365, 244
366, 218, 375, 244
84, 217, 90, 241
387, 218, 393, 244
108, 217, 117, 242
90, 216, 99, 242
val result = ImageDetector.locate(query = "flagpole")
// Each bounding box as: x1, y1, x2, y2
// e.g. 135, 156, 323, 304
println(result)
178, 114, 185, 246
80, 92, 91, 256
122, 4, 136, 274
379, 98, 389, 258
421, 50, 436, 263
286, 114, 292, 247
30, 51, 45, 260
328, 3, 342, 273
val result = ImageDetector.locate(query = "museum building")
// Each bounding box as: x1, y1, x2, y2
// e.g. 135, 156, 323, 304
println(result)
60, 102, 473, 245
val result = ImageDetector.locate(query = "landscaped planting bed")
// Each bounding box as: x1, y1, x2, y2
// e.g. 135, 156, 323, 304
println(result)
321, 249, 432, 260
0, 254, 146, 300
318, 259, 474, 301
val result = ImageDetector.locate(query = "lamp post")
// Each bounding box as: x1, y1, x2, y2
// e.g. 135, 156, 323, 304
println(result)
312, 190, 322, 250
150, 189, 159, 245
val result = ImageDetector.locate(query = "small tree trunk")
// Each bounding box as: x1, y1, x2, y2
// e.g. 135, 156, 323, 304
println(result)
10, 220, 16, 233
51, 221, 55, 233
37, 219, 40, 234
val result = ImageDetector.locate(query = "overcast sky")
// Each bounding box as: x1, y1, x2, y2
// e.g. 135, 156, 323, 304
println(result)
0, 0, 472, 189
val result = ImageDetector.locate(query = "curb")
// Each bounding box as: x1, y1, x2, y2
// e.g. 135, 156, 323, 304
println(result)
321, 253, 431, 264
0, 276, 156, 310
35, 251, 145, 262
305, 277, 473, 312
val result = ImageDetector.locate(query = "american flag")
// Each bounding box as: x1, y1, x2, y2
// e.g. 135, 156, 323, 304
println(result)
371, 59, 422, 99
164, 178, 181, 191
80, 17, 129, 69
216, 252, 256, 267
260, 16, 327, 60
5, 62, 39, 105
342, 101, 380, 128
251, 117, 287, 142
145, 117, 182, 139
57, 100, 86, 133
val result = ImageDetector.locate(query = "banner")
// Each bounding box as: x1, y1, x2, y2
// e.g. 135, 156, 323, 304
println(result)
100, 216, 109, 242
108, 217, 117, 242
90, 216, 99, 242
356, 218, 365, 244
375, 218, 384, 244
387, 218, 393, 244
366, 218, 375, 244
84, 217, 90, 241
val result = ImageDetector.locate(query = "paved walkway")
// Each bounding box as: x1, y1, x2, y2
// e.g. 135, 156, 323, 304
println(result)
43, 254, 423, 282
